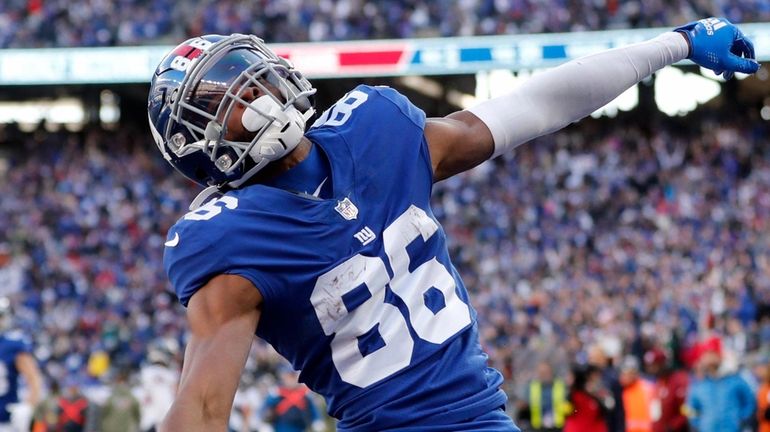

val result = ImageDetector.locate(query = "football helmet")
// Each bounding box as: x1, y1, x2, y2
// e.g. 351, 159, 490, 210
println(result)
148, 34, 316, 189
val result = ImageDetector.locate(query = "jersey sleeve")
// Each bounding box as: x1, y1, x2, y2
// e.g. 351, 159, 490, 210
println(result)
18, 338, 31, 354
310, 85, 427, 134
364, 85, 427, 130
162, 196, 281, 308
362, 85, 434, 197
374, 85, 433, 184
310, 84, 434, 201
163, 216, 225, 307
6, 333, 32, 355
311, 84, 431, 177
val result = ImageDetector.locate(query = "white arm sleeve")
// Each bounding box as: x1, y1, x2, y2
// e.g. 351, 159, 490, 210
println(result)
468, 32, 689, 158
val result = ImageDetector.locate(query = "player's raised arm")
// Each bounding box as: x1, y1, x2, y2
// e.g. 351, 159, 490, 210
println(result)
159, 274, 262, 432
425, 17, 759, 181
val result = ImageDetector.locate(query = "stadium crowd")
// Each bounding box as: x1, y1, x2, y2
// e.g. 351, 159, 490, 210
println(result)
2, 0, 770, 48
1, 102, 770, 431
434, 107, 770, 432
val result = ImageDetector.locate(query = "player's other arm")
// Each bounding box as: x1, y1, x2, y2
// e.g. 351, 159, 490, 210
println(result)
425, 17, 758, 181
159, 274, 262, 432
15, 352, 41, 406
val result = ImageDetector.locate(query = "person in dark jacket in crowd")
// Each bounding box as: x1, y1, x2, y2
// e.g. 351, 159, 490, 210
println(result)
588, 344, 625, 432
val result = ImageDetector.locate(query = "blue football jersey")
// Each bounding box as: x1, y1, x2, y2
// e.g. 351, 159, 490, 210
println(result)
0, 334, 30, 423
165, 85, 516, 431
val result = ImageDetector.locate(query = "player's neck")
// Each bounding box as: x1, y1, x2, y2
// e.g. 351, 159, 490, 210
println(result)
251, 138, 312, 181
257, 137, 332, 198
280, 137, 314, 172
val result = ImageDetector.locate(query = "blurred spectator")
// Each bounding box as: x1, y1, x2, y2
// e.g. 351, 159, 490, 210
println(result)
55, 378, 92, 432
564, 364, 608, 432
685, 347, 755, 432
86, 350, 110, 380
32, 380, 60, 432
262, 366, 321, 432
520, 362, 570, 431
0, 243, 26, 297
229, 375, 269, 432
588, 344, 625, 432
644, 348, 688, 432
133, 341, 179, 432
619, 356, 653, 432
99, 368, 141, 432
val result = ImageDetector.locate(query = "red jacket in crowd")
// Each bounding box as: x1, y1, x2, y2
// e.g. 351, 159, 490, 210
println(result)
651, 370, 689, 432
564, 390, 608, 432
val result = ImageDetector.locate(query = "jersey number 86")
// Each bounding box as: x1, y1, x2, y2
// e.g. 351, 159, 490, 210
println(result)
311, 205, 472, 388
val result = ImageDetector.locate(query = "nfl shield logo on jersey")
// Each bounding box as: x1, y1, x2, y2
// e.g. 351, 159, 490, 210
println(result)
335, 197, 358, 220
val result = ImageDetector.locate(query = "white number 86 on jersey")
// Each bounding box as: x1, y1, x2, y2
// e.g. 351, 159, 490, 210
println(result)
311, 205, 472, 388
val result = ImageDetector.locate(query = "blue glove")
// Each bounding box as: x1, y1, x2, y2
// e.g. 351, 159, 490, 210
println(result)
674, 17, 759, 79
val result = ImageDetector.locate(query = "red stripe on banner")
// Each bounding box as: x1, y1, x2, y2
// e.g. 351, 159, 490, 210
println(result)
339, 50, 404, 66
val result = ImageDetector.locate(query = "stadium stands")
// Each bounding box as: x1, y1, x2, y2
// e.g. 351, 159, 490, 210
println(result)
3, 0, 770, 48
432, 109, 770, 406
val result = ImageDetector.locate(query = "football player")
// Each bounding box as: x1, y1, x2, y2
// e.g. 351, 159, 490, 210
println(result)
0, 298, 42, 432
147, 18, 758, 432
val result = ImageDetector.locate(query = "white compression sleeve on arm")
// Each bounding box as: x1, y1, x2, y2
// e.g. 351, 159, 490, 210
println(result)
468, 32, 689, 158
